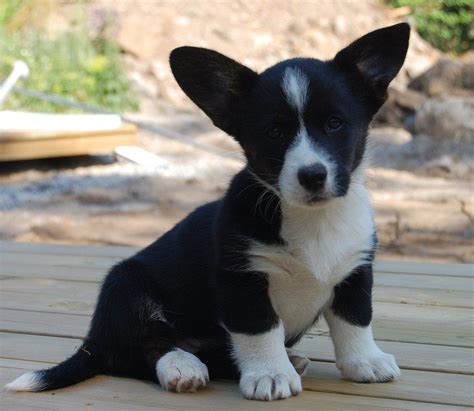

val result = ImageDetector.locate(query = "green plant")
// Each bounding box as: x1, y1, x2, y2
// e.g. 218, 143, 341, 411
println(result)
388, 0, 474, 54
0, 4, 139, 113
0, 0, 28, 25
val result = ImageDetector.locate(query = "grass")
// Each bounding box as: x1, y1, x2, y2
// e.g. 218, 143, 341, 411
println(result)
388, 0, 474, 55
0, 1, 138, 113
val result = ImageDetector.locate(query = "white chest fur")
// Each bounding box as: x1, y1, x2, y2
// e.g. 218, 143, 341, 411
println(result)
247, 183, 375, 340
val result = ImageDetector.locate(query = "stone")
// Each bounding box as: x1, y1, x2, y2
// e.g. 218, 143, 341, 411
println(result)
414, 96, 474, 143
374, 88, 425, 130
409, 58, 473, 96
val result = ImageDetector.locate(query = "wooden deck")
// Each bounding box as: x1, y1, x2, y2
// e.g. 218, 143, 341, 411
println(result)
0, 241, 472, 410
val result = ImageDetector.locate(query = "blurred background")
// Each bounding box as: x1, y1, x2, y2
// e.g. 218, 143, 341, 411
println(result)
0, 0, 472, 263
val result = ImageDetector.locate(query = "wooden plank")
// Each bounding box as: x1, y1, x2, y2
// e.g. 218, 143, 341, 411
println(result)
0, 123, 137, 141
303, 361, 474, 407
1, 264, 109, 282
0, 133, 137, 161
375, 260, 473, 278
0, 241, 137, 257
0, 278, 98, 315
1, 335, 472, 407
1, 253, 121, 270
310, 303, 474, 348
2, 360, 465, 411
375, 273, 473, 292
0, 309, 90, 339
0, 332, 82, 364
373, 286, 473, 308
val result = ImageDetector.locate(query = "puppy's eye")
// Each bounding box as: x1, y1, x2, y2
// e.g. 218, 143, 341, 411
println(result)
327, 116, 343, 130
267, 127, 283, 140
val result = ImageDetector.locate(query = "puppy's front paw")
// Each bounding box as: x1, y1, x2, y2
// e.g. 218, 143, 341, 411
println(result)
337, 350, 400, 383
240, 365, 302, 401
156, 349, 209, 393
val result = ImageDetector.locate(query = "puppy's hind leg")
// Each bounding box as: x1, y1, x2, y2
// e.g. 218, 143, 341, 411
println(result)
97, 258, 209, 393
142, 310, 209, 393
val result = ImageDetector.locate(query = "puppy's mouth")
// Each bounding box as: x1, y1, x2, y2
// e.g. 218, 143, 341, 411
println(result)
284, 192, 334, 209
306, 193, 332, 204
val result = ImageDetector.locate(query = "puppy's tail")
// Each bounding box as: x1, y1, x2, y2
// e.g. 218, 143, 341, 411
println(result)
5, 345, 99, 392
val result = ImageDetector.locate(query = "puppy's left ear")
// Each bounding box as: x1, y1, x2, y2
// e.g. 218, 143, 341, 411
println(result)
334, 23, 410, 108
170, 47, 258, 136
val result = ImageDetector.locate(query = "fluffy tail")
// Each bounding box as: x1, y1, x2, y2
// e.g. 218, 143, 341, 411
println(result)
5, 347, 98, 392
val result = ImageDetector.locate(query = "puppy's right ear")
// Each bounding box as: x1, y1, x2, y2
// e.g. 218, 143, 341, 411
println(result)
170, 47, 258, 136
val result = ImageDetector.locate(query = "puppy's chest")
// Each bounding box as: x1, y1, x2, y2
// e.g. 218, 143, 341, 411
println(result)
247, 198, 374, 339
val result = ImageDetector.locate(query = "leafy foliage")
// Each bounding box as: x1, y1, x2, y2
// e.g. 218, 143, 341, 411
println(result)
389, 0, 474, 54
0, 2, 138, 113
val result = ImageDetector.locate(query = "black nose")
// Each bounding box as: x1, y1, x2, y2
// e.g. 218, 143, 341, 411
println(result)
298, 163, 327, 192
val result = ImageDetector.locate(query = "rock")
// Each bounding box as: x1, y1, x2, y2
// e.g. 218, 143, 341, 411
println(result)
369, 129, 474, 178
409, 58, 473, 96
374, 88, 425, 130
419, 155, 472, 179
414, 96, 474, 143
332, 16, 348, 36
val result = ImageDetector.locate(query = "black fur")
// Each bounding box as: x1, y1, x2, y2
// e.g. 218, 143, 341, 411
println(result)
332, 264, 374, 327
16, 23, 410, 393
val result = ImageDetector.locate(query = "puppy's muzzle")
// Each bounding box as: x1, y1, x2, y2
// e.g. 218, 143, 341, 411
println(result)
297, 163, 327, 193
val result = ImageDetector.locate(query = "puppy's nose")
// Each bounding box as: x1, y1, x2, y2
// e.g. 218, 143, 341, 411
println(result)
297, 163, 327, 192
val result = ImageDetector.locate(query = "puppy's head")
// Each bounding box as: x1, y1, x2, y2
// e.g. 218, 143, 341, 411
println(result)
170, 23, 409, 208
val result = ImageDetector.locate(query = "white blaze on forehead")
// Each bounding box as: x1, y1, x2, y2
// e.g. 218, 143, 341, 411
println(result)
281, 67, 309, 114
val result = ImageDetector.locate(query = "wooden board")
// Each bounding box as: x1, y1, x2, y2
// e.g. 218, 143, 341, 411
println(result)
0, 124, 137, 161
1, 241, 473, 410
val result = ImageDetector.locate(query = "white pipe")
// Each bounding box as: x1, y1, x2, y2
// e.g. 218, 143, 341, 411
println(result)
0, 61, 30, 105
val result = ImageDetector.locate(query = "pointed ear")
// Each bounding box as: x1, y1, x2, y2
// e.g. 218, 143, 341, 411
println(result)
170, 47, 258, 135
334, 23, 410, 106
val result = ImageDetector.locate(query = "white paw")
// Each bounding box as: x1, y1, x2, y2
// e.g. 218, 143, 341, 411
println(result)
156, 349, 209, 393
286, 348, 310, 376
337, 350, 401, 383
240, 363, 302, 401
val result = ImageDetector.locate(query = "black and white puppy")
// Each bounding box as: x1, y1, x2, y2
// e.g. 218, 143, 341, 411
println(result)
7, 23, 410, 401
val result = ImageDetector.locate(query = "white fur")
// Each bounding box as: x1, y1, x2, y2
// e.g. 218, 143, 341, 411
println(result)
324, 308, 400, 382
231, 322, 302, 401
5, 371, 43, 392
247, 181, 375, 342
156, 348, 209, 393
281, 67, 309, 114
279, 129, 338, 205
